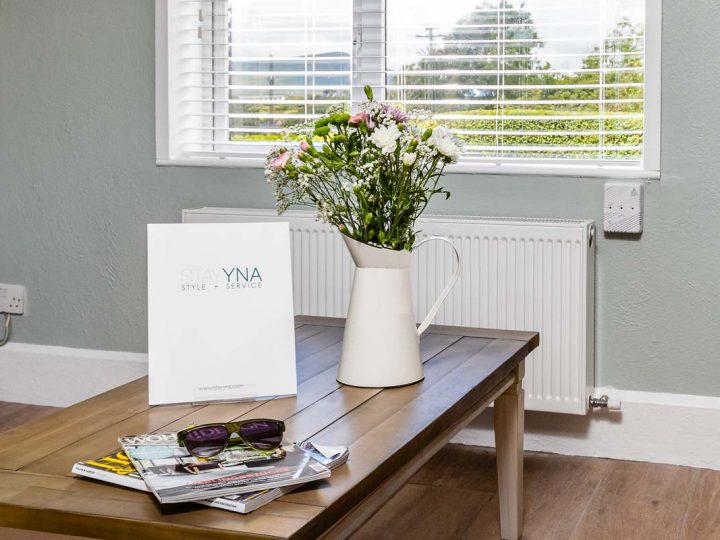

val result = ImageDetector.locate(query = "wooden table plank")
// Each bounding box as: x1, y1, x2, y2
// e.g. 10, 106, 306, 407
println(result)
0, 319, 537, 540
0, 327, 342, 470
20, 329, 374, 476
295, 326, 344, 360
19, 334, 459, 531
0, 471, 325, 540
26, 337, 352, 477
428, 324, 540, 348
318, 376, 516, 540
282, 339, 530, 530
293, 324, 327, 341
283, 336, 491, 445
205, 333, 461, 451
22, 402, 255, 476
0, 379, 151, 471
23, 334, 459, 477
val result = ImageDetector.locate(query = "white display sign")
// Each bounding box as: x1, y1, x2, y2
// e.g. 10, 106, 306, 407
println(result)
147, 222, 296, 405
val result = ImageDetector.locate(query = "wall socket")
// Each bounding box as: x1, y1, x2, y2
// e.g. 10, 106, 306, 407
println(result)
0, 284, 26, 315
604, 181, 644, 234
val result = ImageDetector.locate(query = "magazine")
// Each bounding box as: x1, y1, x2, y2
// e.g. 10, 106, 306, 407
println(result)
71, 449, 148, 491
119, 432, 331, 503
72, 442, 349, 513
198, 442, 349, 513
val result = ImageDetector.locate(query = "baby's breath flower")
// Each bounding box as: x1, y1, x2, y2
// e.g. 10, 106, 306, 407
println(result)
264, 88, 456, 249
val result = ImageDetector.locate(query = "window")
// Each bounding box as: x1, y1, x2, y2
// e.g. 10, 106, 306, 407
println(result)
156, 0, 660, 177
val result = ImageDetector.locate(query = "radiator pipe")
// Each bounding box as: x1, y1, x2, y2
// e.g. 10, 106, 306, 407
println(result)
589, 394, 622, 410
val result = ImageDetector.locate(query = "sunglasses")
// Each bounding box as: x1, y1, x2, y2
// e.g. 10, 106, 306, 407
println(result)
177, 419, 285, 458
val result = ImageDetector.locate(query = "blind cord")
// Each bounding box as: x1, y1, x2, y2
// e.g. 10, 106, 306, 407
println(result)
0, 313, 11, 347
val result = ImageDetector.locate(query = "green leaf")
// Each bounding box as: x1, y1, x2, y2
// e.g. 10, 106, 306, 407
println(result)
364, 85, 374, 101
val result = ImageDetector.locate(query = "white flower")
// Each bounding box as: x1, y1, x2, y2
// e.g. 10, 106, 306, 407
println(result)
402, 152, 417, 167
428, 125, 462, 162
369, 124, 401, 154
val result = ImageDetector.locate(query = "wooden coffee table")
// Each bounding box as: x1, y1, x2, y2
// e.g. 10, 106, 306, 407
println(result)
0, 317, 537, 540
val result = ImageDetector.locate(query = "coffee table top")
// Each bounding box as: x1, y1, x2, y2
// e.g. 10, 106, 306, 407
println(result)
0, 317, 538, 539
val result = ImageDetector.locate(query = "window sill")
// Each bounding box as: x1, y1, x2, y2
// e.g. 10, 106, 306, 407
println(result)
156, 158, 660, 181
447, 162, 660, 180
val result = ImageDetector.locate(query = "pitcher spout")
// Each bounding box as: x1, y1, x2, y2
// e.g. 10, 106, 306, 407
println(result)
342, 235, 412, 269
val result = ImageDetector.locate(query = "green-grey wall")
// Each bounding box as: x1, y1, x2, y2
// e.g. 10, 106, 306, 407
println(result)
1, 0, 718, 396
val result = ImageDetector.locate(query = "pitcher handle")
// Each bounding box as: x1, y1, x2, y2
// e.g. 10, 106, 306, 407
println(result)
413, 236, 462, 336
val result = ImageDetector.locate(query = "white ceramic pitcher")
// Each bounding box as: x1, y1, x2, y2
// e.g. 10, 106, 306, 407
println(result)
337, 234, 461, 388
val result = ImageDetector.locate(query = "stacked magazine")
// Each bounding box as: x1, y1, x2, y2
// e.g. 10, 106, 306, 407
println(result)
71, 432, 348, 514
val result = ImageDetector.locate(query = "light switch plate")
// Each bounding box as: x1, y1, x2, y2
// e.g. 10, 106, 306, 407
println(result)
604, 181, 644, 233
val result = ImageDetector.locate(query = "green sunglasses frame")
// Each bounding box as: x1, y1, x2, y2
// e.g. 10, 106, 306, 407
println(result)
176, 419, 286, 457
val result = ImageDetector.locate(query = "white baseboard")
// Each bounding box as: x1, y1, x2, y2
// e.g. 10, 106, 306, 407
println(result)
2, 343, 719, 470
0, 342, 148, 407
453, 385, 720, 471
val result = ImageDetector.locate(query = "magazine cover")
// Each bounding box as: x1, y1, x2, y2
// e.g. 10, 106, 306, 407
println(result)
73, 442, 349, 514
198, 441, 350, 513
119, 432, 330, 503
71, 449, 148, 491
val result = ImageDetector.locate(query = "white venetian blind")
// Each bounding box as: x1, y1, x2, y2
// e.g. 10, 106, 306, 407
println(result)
166, 0, 353, 161
160, 0, 657, 173
384, 0, 647, 168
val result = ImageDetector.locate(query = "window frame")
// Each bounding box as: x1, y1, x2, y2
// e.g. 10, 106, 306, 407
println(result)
155, 0, 661, 179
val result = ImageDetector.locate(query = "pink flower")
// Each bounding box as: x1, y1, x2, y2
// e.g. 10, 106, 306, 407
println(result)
271, 152, 291, 171
299, 141, 310, 152
348, 112, 368, 124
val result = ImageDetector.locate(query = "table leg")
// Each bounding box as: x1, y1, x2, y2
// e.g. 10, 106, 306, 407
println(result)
493, 364, 524, 540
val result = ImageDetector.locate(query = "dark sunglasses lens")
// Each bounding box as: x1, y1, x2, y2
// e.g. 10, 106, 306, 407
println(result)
184, 425, 229, 457
239, 421, 283, 450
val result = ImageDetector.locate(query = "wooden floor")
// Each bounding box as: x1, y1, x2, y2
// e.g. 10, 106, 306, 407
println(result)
1, 402, 719, 540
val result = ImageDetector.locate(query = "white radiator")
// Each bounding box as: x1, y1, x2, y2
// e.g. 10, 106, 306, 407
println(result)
183, 207, 595, 415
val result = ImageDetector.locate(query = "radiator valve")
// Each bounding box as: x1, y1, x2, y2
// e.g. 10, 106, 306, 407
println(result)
589, 394, 622, 410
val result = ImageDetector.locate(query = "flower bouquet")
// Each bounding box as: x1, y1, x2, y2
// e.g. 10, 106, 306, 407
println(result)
264, 87, 463, 387
264, 86, 463, 251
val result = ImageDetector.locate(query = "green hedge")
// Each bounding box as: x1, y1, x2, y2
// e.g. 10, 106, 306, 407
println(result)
231, 108, 643, 160
447, 109, 642, 160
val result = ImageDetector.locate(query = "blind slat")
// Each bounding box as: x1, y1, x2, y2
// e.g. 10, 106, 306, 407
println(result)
190, 126, 644, 137
182, 141, 643, 153
185, 67, 643, 76
183, 83, 642, 91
